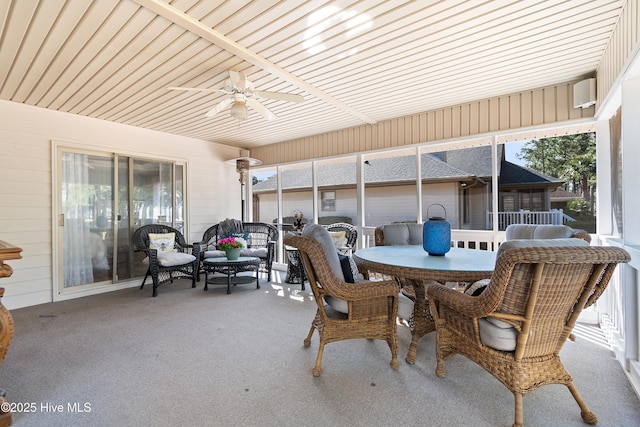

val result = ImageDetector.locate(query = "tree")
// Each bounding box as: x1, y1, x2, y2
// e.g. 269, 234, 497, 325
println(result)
517, 133, 596, 205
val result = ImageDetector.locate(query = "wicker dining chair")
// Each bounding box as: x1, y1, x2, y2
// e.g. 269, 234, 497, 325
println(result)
284, 230, 400, 377
426, 245, 630, 427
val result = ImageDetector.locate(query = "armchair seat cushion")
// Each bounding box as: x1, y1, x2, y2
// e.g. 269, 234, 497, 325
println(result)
158, 252, 196, 267
325, 291, 413, 319
204, 250, 226, 258
397, 292, 414, 320
478, 317, 518, 351
240, 247, 268, 258
204, 248, 268, 259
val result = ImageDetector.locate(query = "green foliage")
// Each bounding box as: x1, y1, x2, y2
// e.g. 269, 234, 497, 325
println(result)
567, 198, 590, 214
517, 133, 596, 202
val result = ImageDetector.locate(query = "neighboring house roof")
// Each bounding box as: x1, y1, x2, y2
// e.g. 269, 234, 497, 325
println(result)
439, 146, 499, 178
499, 161, 563, 188
252, 145, 560, 192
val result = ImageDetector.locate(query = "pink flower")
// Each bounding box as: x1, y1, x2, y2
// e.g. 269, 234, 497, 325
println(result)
217, 236, 245, 251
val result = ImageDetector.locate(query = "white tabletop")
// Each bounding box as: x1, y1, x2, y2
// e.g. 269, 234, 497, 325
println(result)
355, 246, 495, 272
354, 246, 495, 283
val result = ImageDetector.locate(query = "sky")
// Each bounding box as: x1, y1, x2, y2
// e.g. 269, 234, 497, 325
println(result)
505, 141, 527, 166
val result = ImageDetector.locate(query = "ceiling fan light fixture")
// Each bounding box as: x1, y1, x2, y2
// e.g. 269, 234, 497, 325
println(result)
230, 101, 248, 120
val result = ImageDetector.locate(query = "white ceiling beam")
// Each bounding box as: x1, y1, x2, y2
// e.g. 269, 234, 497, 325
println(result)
133, 0, 377, 125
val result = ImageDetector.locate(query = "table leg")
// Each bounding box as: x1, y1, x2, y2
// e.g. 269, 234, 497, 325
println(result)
255, 268, 260, 289
226, 269, 232, 294
204, 271, 209, 291
405, 278, 437, 364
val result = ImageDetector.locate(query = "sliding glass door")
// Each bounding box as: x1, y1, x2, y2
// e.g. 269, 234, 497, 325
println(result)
56, 147, 185, 296
60, 152, 114, 287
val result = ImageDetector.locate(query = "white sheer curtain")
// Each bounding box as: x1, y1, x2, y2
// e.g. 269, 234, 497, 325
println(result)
62, 153, 94, 287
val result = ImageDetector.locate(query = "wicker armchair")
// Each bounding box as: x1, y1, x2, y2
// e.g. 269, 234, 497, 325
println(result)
426, 245, 630, 427
284, 232, 400, 377
200, 221, 278, 280
132, 224, 200, 297
324, 222, 358, 252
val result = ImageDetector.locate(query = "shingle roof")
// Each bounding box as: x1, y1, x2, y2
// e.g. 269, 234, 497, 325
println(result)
499, 161, 563, 186
251, 145, 558, 192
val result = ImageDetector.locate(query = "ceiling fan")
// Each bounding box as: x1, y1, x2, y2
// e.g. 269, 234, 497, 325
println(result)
168, 70, 304, 121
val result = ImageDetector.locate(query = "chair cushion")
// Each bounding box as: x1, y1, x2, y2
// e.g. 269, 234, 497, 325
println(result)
157, 252, 196, 267
149, 232, 175, 253
478, 317, 518, 351
204, 250, 226, 258
397, 292, 414, 320
505, 224, 575, 240
233, 231, 250, 241
382, 224, 410, 245
328, 231, 347, 248
496, 237, 589, 258
302, 223, 345, 282
338, 253, 362, 283
464, 279, 490, 296
533, 226, 575, 239
240, 248, 268, 258
382, 223, 423, 245
325, 291, 413, 318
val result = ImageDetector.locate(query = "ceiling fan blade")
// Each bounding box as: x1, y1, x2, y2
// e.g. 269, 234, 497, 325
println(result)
255, 91, 304, 103
246, 98, 276, 120
167, 86, 227, 94
228, 70, 247, 91
205, 98, 233, 117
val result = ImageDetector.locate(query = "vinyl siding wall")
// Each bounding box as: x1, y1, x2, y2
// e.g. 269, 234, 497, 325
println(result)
252, 81, 595, 165
0, 100, 240, 309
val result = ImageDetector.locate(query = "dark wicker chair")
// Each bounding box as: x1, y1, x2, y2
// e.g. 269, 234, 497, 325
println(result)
200, 222, 278, 280
426, 245, 630, 427
285, 223, 358, 288
132, 224, 200, 297
284, 232, 400, 377
324, 222, 358, 252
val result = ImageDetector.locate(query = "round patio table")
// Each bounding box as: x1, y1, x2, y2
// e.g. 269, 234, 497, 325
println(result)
354, 246, 496, 363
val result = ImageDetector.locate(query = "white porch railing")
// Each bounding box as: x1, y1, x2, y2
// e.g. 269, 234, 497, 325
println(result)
360, 227, 505, 251
487, 209, 569, 230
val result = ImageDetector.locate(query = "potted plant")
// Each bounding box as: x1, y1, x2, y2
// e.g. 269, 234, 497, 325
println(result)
217, 236, 245, 260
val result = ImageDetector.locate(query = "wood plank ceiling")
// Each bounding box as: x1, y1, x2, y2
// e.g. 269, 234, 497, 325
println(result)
0, 0, 624, 149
